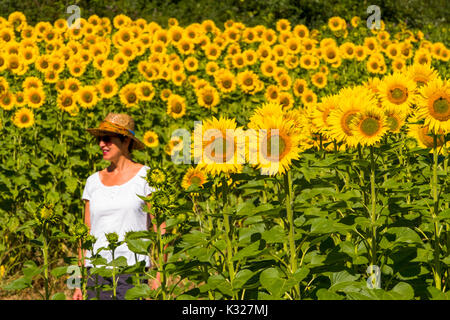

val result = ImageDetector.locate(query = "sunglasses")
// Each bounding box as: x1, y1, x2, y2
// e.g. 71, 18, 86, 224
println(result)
96, 135, 117, 143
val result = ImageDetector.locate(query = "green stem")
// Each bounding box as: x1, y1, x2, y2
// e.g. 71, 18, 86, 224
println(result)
221, 176, 235, 297
369, 145, 377, 269
42, 223, 50, 300
284, 171, 300, 299
432, 134, 442, 291
111, 249, 117, 300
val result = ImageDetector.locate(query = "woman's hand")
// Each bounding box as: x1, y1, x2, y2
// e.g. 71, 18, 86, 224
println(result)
72, 288, 83, 300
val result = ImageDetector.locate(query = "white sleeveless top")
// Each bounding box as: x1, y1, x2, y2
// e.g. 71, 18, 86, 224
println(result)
81, 165, 155, 267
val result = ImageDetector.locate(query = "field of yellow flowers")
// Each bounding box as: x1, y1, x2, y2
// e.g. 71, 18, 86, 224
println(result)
0, 11, 449, 300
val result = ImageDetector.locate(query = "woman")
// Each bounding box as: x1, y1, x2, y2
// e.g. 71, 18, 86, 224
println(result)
72, 113, 164, 300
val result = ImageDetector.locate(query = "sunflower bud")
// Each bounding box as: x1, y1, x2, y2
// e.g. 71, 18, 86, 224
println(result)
105, 232, 119, 244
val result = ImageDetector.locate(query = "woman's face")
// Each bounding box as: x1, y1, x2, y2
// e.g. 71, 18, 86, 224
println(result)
97, 134, 130, 160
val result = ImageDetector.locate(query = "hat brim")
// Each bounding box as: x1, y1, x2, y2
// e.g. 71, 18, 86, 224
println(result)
86, 128, 146, 151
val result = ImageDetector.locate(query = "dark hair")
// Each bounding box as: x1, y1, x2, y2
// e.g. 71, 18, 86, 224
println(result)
118, 134, 134, 154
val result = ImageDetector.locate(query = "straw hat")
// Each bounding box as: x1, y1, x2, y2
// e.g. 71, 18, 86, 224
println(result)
86, 113, 146, 151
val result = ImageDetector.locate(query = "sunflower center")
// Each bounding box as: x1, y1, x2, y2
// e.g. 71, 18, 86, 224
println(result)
172, 102, 183, 113
432, 97, 449, 121
386, 116, 400, 131
127, 92, 137, 103
83, 93, 92, 103
360, 117, 380, 137
21, 115, 29, 123
190, 176, 202, 186
266, 133, 286, 160
389, 86, 408, 104
31, 93, 41, 103
203, 93, 214, 105
63, 97, 73, 106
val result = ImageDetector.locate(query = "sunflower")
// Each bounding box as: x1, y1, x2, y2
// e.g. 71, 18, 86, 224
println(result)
76, 85, 98, 109
264, 85, 280, 103
278, 92, 294, 110
322, 45, 340, 64
0, 53, 6, 73
24, 87, 45, 109
328, 17, 343, 32
384, 109, 406, 133
181, 167, 208, 190
293, 78, 307, 97
301, 89, 317, 106
203, 43, 222, 60
214, 70, 236, 93
349, 107, 388, 146
143, 130, 159, 148
391, 58, 406, 73
407, 123, 447, 153
406, 63, 439, 88
311, 72, 328, 89
0, 91, 15, 110
196, 85, 220, 110
160, 88, 172, 101
65, 77, 81, 94
247, 108, 302, 176
193, 116, 244, 176
416, 78, 450, 134
22, 76, 42, 91
340, 42, 356, 59
183, 56, 198, 72
67, 57, 86, 77
414, 48, 432, 65
57, 89, 77, 113
312, 94, 340, 136
354, 45, 367, 61
260, 60, 276, 77
167, 94, 186, 119
119, 84, 139, 108
97, 78, 118, 99
327, 86, 377, 147
172, 71, 186, 86
12, 107, 34, 128
378, 72, 417, 114
363, 37, 378, 54
284, 55, 299, 69
385, 43, 400, 60
231, 53, 246, 69
136, 82, 155, 102
237, 70, 259, 94
101, 60, 121, 79
8, 11, 27, 31
20, 46, 37, 65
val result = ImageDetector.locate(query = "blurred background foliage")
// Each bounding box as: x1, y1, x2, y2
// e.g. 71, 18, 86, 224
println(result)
0, 0, 448, 31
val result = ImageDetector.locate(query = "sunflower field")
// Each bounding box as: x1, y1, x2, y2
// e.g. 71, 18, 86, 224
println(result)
0, 7, 449, 301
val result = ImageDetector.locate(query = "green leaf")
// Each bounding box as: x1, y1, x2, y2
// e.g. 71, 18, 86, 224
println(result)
126, 238, 151, 255
125, 284, 151, 300
51, 266, 68, 278
328, 271, 360, 292
386, 227, 422, 244
207, 275, 233, 297
259, 268, 296, 298
232, 240, 263, 261
109, 256, 128, 267
390, 282, 415, 300
51, 292, 66, 300
232, 269, 254, 290
316, 288, 345, 300
261, 225, 286, 243
2, 276, 32, 291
